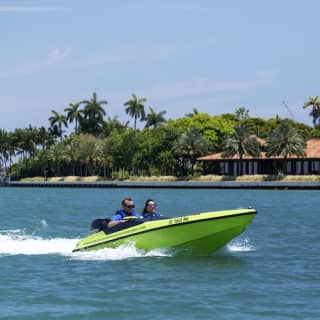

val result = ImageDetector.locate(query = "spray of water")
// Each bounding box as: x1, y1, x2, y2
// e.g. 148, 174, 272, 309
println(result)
0, 230, 171, 260
227, 238, 255, 252
71, 243, 171, 261
0, 230, 77, 255
0, 229, 255, 260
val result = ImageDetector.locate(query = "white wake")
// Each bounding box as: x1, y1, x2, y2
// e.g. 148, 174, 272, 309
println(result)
0, 230, 171, 260
0, 230, 255, 260
0, 230, 77, 255
227, 237, 255, 252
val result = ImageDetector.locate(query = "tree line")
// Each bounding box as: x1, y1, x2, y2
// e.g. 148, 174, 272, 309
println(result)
0, 93, 320, 179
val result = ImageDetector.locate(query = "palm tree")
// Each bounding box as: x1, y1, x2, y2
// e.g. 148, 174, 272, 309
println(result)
235, 107, 249, 121
5, 131, 16, 172
65, 138, 81, 176
144, 107, 167, 128
303, 96, 320, 127
222, 122, 260, 175
33, 126, 52, 178
37, 126, 54, 151
35, 148, 49, 179
47, 141, 66, 177
173, 127, 209, 176
64, 102, 82, 133
48, 110, 68, 140
266, 121, 306, 174
0, 129, 10, 171
102, 116, 129, 136
185, 108, 199, 117
12, 127, 37, 162
96, 138, 114, 178
77, 134, 100, 176
124, 94, 146, 130
81, 92, 107, 135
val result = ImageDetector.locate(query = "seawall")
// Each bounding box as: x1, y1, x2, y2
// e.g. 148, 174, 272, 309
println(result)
1, 180, 320, 189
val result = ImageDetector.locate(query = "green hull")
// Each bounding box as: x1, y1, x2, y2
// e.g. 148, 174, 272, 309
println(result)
73, 208, 257, 254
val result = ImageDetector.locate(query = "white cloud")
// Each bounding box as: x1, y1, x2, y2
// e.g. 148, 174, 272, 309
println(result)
0, 6, 63, 12
81, 46, 177, 67
46, 48, 71, 65
0, 48, 71, 79
147, 71, 276, 101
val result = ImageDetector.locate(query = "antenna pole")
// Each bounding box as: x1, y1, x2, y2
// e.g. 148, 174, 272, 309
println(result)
282, 101, 296, 121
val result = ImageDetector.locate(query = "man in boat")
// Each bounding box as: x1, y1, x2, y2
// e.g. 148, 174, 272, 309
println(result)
107, 197, 140, 228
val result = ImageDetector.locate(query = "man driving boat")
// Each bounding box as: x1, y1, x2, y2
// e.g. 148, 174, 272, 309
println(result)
108, 197, 140, 228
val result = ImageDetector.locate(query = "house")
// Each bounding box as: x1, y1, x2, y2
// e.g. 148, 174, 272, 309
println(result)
197, 139, 320, 176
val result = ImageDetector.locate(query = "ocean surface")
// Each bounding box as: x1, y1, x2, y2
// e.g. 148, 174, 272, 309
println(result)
0, 187, 319, 319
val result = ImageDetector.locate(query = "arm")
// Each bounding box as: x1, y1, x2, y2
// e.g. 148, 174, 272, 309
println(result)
107, 212, 125, 228
108, 214, 140, 228
107, 220, 123, 228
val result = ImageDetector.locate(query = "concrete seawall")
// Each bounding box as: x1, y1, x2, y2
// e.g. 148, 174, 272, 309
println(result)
1, 180, 320, 189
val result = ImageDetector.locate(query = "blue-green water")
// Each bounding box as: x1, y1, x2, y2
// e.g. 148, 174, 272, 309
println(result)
0, 187, 319, 319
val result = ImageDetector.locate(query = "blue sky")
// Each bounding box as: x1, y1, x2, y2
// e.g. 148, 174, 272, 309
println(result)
1, 0, 320, 131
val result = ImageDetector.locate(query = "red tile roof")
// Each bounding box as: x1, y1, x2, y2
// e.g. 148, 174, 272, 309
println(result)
197, 139, 320, 161
306, 139, 320, 157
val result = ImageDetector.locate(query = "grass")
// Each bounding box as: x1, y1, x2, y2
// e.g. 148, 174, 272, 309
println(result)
63, 176, 81, 182
20, 174, 320, 183
281, 175, 320, 182
21, 176, 101, 182
194, 174, 320, 182
48, 177, 64, 182
80, 176, 102, 182
128, 175, 178, 182
20, 176, 46, 182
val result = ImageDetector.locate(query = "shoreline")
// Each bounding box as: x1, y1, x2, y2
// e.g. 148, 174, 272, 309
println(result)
1, 180, 320, 189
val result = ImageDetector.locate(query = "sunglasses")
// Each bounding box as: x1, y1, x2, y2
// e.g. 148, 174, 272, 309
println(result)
125, 205, 135, 209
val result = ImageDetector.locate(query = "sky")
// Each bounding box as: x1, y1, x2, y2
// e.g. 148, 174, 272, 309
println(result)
1, 0, 320, 131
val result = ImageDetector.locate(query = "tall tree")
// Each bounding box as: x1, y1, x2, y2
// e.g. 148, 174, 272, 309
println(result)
47, 141, 66, 177
12, 127, 38, 162
64, 137, 81, 176
97, 138, 114, 178
185, 108, 199, 117
77, 134, 100, 176
48, 110, 68, 140
144, 107, 167, 128
6, 131, 16, 172
102, 116, 129, 136
235, 107, 249, 121
222, 122, 260, 175
303, 96, 320, 127
173, 127, 209, 176
124, 94, 146, 131
0, 129, 10, 171
64, 102, 82, 133
266, 121, 306, 174
80, 92, 107, 135
33, 126, 53, 178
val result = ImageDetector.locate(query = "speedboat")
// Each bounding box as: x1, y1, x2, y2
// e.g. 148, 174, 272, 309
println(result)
72, 208, 257, 254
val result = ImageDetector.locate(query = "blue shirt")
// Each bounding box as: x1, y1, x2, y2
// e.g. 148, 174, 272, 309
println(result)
142, 212, 161, 220
111, 209, 140, 221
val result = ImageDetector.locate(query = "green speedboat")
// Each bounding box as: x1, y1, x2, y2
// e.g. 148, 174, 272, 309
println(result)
72, 208, 257, 254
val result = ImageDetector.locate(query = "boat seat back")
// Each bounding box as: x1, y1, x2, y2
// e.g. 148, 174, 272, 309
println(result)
90, 218, 111, 234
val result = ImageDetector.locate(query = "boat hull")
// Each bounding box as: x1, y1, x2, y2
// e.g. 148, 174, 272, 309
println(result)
73, 208, 257, 254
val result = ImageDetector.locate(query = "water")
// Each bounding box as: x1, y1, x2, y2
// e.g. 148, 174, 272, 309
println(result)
0, 187, 319, 319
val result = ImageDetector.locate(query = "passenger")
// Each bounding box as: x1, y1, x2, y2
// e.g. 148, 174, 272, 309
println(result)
108, 197, 140, 228
142, 199, 161, 220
